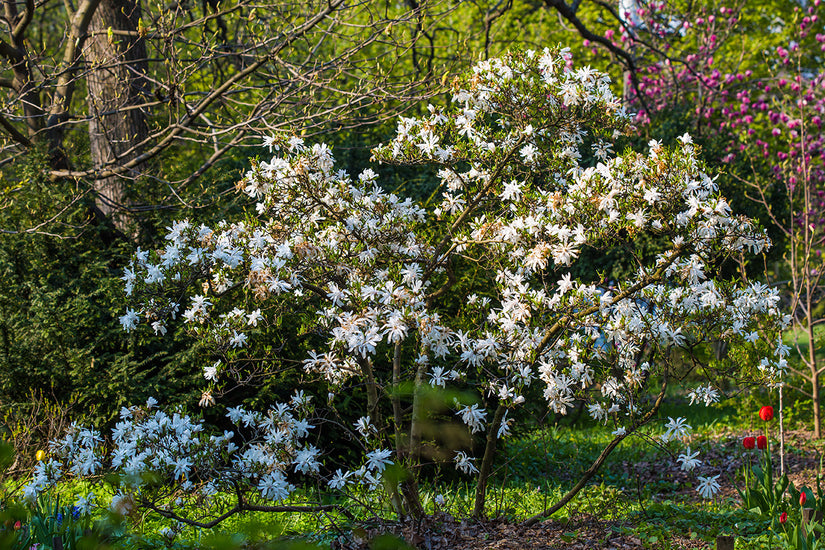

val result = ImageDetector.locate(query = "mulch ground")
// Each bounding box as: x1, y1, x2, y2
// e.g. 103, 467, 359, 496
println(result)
329, 430, 825, 549
330, 514, 710, 549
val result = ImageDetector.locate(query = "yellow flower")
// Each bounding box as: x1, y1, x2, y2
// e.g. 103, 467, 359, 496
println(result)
35, 450, 45, 461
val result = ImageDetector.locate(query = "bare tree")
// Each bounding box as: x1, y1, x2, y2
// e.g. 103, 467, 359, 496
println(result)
0, 0, 462, 232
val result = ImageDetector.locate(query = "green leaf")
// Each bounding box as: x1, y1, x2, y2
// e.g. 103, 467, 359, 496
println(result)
560, 532, 578, 543
370, 534, 415, 550
0, 439, 14, 471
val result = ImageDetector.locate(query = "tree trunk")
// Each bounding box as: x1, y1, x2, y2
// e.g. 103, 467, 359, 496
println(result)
400, 358, 427, 517
473, 404, 506, 517
807, 287, 821, 438
813, 370, 821, 439
85, 0, 149, 229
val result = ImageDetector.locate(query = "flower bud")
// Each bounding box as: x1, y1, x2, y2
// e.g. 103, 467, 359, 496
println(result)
757, 435, 767, 450
759, 406, 774, 421
780, 512, 788, 524
743, 436, 756, 449
801, 492, 808, 506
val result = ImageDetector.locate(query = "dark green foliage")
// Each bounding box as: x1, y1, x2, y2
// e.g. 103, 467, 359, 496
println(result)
369, 533, 415, 550
738, 448, 790, 522
0, 150, 204, 423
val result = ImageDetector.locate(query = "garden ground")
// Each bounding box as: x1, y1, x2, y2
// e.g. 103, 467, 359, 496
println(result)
6, 400, 821, 549
331, 514, 707, 549
325, 429, 824, 549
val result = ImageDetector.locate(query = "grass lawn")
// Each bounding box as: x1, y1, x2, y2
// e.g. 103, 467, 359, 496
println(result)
4, 395, 823, 549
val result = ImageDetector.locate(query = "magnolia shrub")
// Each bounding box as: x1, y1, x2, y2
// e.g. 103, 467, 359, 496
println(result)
31, 48, 787, 523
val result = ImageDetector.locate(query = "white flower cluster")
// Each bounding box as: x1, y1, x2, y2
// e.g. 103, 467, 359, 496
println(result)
109, 48, 787, 503
23, 395, 334, 509
327, 417, 398, 492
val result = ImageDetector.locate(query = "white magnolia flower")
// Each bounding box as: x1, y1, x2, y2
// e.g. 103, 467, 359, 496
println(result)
258, 471, 291, 501
454, 451, 478, 475
293, 445, 321, 474
520, 143, 539, 163
119, 309, 139, 331
198, 391, 215, 408
354, 416, 377, 437
696, 474, 721, 499
365, 449, 394, 473
247, 309, 263, 326
457, 403, 487, 434
688, 384, 719, 406
661, 417, 692, 443
328, 469, 351, 490
229, 331, 248, 348
203, 362, 219, 381
677, 447, 701, 471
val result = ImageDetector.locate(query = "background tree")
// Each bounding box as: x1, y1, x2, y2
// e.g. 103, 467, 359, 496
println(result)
84, 0, 149, 227
0, 0, 468, 231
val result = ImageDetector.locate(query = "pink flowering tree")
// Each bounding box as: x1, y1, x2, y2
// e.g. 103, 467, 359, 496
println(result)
734, 49, 825, 438
31, 48, 785, 526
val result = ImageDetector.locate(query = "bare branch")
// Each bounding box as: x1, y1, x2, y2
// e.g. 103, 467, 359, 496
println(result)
48, 0, 347, 181
12, 0, 35, 40
0, 36, 23, 61
542, 0, 650, 114
0, 110, 31, 147
46, 0, 103, 130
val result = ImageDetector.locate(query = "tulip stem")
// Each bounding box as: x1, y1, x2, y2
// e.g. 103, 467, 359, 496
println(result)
780, 386, 785, 476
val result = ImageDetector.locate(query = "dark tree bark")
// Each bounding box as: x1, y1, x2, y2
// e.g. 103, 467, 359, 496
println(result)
84, 0, 149, 228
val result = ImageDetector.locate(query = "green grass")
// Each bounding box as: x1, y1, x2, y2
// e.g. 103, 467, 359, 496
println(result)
3, 389, 805, 549
783, 324, 825, 359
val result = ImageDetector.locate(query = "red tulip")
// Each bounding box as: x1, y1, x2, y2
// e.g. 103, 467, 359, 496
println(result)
760, 406, 774, 421
801, 492, 808, 506
743, 436, 756, 449
757, 435, 767, 449
12, 521, 20, 530
780, 512, 788, 524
